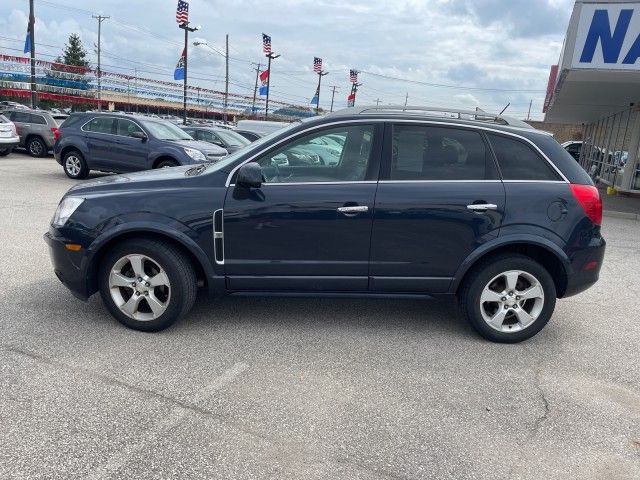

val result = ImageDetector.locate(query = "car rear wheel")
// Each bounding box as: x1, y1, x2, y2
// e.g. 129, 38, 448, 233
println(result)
63, 150, 89, 179
98, 239, 197, 332
0, 147, 11, 156
26, 136, 47, 157
156, 159, 178, 168
459, 254, 556, 343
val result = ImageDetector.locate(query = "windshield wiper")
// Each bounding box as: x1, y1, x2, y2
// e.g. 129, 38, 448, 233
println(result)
184, 164, 208, 176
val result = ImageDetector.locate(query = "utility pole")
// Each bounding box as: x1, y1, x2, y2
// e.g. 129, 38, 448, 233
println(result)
527, 99, 532, 120
251, 62, 261, 117
375, 98, 381, 106
28, 0, 37, 109
404, 92, 408, 106
224, 34, 229, 123
92, 14, 109, 111
329, 85, 338, 112
134, 68, 138, 113
315, 69, 329, 115
179, 22, 199, 124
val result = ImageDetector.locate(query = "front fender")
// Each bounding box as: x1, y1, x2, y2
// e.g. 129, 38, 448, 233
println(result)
82, 216, 216, 295
449, 232, 571, 293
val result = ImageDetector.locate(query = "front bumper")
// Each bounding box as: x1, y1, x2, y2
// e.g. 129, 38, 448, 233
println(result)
44, 231, 91, 301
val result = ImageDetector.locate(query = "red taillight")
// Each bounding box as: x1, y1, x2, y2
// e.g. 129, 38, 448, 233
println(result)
51, 127, 60, 141
570, 184, 602, 225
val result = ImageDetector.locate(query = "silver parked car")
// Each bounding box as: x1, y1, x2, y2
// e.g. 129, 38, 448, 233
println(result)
2, 109, 60, 157
0, 114, 20, 156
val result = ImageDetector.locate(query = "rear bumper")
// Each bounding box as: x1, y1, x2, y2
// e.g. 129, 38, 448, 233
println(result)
0, 138, 19, 149
44, 231, 90, 301
562, 235, 606, 298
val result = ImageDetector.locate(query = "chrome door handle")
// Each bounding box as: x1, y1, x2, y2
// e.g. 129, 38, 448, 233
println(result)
467, 203, 498, 211
337, 205, 369, 214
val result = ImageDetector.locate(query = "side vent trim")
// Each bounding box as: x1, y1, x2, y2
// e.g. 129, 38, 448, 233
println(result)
213, 209, 224, 265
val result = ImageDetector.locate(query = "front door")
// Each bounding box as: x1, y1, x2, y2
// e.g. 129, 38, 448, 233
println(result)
82, 116, 117, 170
370, 123, 505, 293
112, 118, 150, 172
223, 123, 381, 292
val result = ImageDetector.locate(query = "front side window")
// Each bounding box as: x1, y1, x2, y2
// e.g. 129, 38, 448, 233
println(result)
488, 134, 560, 181
140, 120, 192, 140
390, 125, 494, 180
116, 119, 144, 137
255, 124, 375, 183
84, 117, 115, 134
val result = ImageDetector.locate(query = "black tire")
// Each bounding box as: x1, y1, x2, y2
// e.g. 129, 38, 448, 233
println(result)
26, 136, 47, 157
62, 150, 90, 179
156, 159, 178, 168
98, 238, 197, 332
458, 254, 556, 343
0, 147, 11, 156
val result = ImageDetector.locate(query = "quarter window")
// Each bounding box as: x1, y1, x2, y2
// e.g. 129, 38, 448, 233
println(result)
390, 125, 494, 180
84, 117, 115, 135
255, 125, 375, 183
488, 134, 560, 181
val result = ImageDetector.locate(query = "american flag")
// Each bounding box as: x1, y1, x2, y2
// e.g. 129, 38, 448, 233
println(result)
349, 69, 358, 83
313, 57, 322, 73
262, 33, 271, 54
176, 0, 189, 25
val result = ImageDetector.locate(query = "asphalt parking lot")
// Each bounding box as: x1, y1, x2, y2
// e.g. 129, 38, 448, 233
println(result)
1, 151, 639, 480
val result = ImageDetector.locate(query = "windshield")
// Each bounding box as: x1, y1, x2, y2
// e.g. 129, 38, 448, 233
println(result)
141, 119, 193, 140
214, 129, 250, 147
202, 122, 302, 174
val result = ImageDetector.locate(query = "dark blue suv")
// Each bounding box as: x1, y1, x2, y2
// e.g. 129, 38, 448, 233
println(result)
54, 113, 228, 179
44, 107, 605, 342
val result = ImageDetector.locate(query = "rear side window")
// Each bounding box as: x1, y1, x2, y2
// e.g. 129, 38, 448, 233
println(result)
84, 117, 115, 135
11, 112, 31, 123
30, 114, 47, 125
488, 134, 560, 181
390, 125, 496, 180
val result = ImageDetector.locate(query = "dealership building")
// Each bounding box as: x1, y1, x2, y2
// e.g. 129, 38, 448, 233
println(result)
545, 0, 640, 192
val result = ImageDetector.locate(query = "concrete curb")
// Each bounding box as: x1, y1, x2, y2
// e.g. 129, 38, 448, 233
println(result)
604, 210, 640, 221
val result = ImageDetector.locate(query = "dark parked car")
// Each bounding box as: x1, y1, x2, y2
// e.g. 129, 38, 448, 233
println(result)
233, 129, 263, 142
181, 126, 251, 153
45, 106, 605, 342
54, 113, 228, 179
2, 108, 60, 157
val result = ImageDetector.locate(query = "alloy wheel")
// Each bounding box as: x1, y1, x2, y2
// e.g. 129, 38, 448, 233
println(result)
65, 155, 81, 177
479, 270, 545, 333
108, 254, 171, 321
29, 140, 44, 156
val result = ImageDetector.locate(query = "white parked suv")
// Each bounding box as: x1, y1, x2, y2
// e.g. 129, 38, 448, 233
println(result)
0, 114, 19, 156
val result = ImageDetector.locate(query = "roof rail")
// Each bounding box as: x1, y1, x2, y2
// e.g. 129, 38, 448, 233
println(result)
328, 105, 534, 129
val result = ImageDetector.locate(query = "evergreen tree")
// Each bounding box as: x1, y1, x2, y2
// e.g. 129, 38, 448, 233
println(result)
61, 34, 90, 68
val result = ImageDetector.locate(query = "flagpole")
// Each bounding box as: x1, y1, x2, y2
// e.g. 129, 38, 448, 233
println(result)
28, 0, 37, 109
265, 53, 278, 120
315, 70, 328, 115
179, 21, 198, 125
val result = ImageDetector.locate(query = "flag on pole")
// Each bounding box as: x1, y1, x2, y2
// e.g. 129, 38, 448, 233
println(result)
259, 69, 269, 95
349, 69, 358, 83
313, 57, 322, 73
23, 23, 31, 54
174, 49, 186, 80
262, 33, 272, 54
310, 85, 319, 105
176, 0, 189, 25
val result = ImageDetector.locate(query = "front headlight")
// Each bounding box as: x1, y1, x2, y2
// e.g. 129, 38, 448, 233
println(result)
183, 147, 206, 162
52, 197, 84, 227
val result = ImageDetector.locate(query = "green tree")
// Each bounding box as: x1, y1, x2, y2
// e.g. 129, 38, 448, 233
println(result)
59, 33, 90, 68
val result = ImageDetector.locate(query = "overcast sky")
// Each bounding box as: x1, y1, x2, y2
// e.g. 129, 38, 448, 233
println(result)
0, 0, 575, 119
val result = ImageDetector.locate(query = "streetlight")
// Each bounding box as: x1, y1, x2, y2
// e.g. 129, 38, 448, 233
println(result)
178, 22, 200, 124
193, 39, 229, 123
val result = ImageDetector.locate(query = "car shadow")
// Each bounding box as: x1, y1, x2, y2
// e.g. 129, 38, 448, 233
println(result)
8, 278, 474, 340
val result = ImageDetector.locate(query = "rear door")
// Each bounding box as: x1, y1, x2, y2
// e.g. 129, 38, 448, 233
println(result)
369, 123, 505, 293
81, 117, 116, 170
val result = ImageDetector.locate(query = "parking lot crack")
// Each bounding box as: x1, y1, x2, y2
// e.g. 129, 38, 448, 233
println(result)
532, 366, 550, 435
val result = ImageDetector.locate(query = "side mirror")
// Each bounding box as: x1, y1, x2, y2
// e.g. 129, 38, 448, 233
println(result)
130, 131, 147, 141
236, 163, 262, 188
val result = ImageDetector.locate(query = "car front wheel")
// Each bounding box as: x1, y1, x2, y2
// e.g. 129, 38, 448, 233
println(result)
63, 150, 89, 179
459, 254, 556, 343
98, 238, 197, 332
